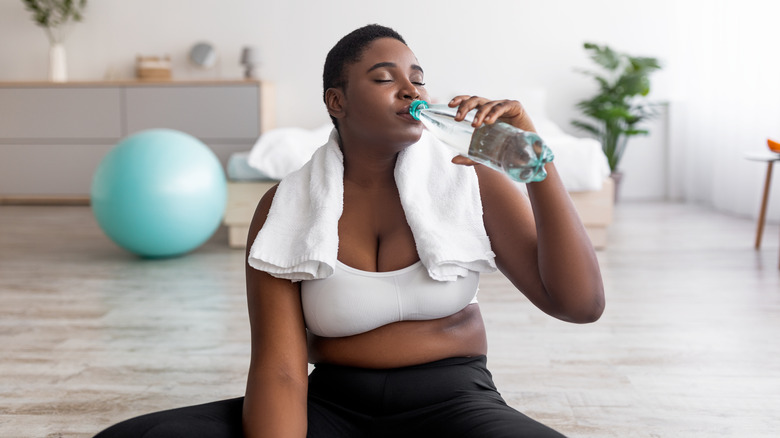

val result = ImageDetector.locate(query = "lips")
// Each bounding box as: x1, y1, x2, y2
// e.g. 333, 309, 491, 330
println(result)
397, 105, 419, 122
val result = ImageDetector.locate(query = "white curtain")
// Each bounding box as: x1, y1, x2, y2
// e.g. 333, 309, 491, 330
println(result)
669, 0, 780, 222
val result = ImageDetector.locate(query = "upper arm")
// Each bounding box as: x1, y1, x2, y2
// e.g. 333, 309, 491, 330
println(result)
244, 185, 309, 375
243, 185, 309, 435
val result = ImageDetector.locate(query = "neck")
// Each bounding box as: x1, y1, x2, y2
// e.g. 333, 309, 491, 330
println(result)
339, 132, 401, 188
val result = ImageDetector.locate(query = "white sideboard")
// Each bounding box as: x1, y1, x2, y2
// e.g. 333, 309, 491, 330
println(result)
0, 80, 275, 203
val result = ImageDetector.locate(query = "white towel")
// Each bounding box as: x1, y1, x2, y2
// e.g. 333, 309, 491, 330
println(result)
248, 128, 496, 282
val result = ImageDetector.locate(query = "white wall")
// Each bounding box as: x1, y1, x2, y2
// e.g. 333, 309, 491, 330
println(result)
667, 0, 780, 223
1, 0, 779, 218
0, 0, 676, 127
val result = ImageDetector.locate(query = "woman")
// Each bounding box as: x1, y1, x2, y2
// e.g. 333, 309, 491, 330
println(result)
95, 24, 604, 438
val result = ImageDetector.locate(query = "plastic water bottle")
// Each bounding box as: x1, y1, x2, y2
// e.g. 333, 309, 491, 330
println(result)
409, 100, 553, 183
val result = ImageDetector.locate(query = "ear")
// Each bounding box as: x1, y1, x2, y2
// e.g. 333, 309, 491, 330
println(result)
325, 87, 346, 120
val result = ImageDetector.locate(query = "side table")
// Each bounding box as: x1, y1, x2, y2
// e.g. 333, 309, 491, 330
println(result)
745, 151, 780, 268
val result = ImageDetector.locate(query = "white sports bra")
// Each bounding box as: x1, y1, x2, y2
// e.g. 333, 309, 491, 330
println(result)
301, 260, 479, 338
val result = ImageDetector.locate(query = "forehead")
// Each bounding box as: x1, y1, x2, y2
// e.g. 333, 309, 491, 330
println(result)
352, 38, 420, 71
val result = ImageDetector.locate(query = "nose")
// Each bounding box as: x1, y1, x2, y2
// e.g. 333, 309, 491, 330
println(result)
398, 78, 420, 101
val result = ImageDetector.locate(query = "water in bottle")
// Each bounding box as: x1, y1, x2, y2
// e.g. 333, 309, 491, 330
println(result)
409, 100, 553, 183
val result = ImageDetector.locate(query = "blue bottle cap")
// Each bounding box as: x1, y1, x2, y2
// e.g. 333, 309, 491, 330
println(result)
409, 100, 429, 120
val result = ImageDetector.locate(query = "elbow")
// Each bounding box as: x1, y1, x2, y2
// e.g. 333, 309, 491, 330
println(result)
576, 287, 606, 323
555, 286, 605, 324
574, 298, 605, 323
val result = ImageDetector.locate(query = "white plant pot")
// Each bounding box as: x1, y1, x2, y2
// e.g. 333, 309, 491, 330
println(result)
49, 43, 67, 82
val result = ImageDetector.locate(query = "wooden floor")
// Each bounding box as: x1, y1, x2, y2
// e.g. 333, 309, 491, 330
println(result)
1, 202, 779, 437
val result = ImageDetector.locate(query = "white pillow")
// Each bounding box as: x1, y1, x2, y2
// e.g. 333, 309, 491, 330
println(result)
227, 151, 272, 181
247, 124, 333, 180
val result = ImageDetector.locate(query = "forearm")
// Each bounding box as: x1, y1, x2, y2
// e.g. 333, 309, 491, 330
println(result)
526, 163, 604, 322
243, 369, 308, 438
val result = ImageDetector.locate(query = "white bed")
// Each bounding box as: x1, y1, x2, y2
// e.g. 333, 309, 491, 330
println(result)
222, 119, 614, 249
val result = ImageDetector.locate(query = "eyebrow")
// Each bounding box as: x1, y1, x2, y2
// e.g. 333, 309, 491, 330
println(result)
367, 62, 424, 74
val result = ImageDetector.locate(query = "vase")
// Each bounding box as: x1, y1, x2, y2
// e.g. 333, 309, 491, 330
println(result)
49, 43, 67, 82
610, 171, 623, 203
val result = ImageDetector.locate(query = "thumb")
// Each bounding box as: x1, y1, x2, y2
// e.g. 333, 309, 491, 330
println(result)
451, 155, 478, 166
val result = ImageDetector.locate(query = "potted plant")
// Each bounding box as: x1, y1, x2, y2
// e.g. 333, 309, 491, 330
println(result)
571, 42, 661, 197
21, 0, 88, 82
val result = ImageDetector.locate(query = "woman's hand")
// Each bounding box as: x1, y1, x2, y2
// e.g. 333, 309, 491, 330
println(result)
448, 95, 537, 133
447, 95, 536, 167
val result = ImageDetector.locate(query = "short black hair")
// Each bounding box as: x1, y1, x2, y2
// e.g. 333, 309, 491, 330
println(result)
322, 24, 407, 129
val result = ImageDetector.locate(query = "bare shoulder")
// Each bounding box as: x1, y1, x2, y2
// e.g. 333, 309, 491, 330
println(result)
245, 183, 280, 248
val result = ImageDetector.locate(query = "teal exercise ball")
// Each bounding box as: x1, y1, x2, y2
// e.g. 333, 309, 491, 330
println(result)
91, 129, 227, 258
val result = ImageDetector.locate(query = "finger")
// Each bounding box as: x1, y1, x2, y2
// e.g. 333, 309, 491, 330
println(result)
493, 101, 536, 131
449, 94, 484, 106
483, 100, 521, 124
450, 96, 512, 126
474, 100, 523, 127
482, 100, 534, 130
448, 95, 470, 107
472, 101, 506, 127
451, 155, 478, 166
452, 95, 490, 122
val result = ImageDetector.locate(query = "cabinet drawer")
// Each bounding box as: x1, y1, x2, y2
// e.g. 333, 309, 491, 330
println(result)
0, 144, 113, 195
0, 88, 121, 140
124, 85, 260, 141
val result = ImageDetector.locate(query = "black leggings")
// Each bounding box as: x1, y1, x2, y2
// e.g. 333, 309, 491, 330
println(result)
94, 356, 565, 437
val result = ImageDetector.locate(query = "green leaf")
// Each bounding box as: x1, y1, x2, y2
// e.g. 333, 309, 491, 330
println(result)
584, 42, 621, 71
616, 74, 650, 96
571, 120, 602, 138
628, 56, 662, 73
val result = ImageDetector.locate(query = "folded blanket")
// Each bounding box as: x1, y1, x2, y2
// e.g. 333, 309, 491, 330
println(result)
247, 128, 496, 282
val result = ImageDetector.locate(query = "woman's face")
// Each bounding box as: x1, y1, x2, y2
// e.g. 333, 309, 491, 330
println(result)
334, 37, 430, 149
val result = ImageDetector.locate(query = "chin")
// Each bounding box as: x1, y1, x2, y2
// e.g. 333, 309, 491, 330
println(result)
396, 125, 424, 146
393, 134, 423, 152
